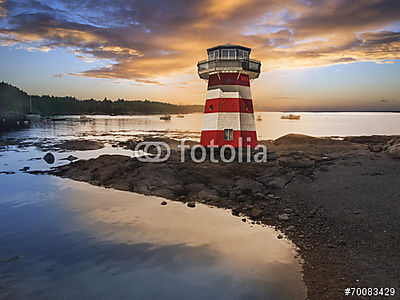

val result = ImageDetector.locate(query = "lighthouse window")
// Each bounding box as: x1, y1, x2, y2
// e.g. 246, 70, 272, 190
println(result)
209, 104, 214, 110
238, 49, 249, 60
208, 50, 219, 61
224, 129, 233, 141
221, 49, 236, 60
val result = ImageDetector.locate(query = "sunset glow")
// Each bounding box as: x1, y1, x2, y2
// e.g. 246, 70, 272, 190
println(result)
0, 0, 399, 110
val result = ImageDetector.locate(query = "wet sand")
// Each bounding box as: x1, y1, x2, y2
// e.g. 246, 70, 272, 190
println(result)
34, 134, 400, 299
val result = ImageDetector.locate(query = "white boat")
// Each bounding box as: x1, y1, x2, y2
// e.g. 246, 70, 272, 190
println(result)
281, 114, 300, 120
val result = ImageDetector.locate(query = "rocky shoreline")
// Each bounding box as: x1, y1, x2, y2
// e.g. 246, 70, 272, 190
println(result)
39, 134, 400, 299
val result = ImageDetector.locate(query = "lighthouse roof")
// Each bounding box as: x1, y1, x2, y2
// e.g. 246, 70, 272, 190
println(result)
207, 44, 251, 54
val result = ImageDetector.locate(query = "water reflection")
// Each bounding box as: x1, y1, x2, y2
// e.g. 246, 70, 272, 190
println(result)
3, 112, 400, 146
0, 172, 305, 299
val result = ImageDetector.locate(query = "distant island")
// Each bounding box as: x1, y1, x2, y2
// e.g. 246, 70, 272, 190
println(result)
0, 81, 203, 123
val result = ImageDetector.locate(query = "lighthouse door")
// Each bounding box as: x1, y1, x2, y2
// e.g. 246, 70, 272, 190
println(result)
224, 129, 233, 141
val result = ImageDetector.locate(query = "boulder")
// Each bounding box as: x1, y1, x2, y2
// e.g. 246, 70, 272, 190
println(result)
279, 156, 315, 169
161, 201, 167, 205
250, 208, 263, 218
236, 195, 248, 203
388, 144, 400, 159
43, 153, 55, 164
151, 187, 175, 199
186, 183, 207, 198
198, 189, 220, 201
234, 177, 264, 194
268, 178, 286, 189
368, 145, 382, 152
278, 213, 290, 221
229, 190, 241, 200
187, 202, 196, 208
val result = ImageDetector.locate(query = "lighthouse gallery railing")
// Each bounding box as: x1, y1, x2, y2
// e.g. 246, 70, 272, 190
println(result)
197, 58, 261, 74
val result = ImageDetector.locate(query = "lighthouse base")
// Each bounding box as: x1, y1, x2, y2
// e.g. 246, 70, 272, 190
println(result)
200, 130, 257, 148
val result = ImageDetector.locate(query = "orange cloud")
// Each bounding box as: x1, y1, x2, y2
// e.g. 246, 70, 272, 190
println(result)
0, 0, 399, 83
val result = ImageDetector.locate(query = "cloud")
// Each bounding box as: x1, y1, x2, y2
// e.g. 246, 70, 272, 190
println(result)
0, 0, 399, 82
271, 97, 297, 101
52, 73, 63, 78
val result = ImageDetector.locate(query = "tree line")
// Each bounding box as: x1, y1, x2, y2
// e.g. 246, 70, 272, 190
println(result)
0, 82, 202, 116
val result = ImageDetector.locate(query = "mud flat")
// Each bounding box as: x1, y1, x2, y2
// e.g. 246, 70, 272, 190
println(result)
41, 134, 400, 299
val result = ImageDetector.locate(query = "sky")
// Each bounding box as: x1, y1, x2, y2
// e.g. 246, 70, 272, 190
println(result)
0, 0, 400, 111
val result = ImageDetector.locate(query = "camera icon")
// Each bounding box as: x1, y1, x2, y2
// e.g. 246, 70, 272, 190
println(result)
134, 141, 171, 162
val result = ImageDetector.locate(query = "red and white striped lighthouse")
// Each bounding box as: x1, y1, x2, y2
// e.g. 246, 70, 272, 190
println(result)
197, 44, 261, 148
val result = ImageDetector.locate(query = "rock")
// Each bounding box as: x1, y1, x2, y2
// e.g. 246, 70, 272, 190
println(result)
55, 140, 104, 151
267, 151, 278, 161
151, 187, 175, 198
277, 234, 283, 239
198, 189, 220, 201
161, 201, 167, 205
229, 190, 241, 200
268, 178, 286, 189
283, 208, 293, 213
61, 155, 79, 162
388, 144, 400, 159
241, 218, 246, 222
236, 195, 247, 203
43, 153, 55, 164
46, 267, 53, 272
250, 208, 263, 218
278, 213, 290, 221
0, 171, 15, 175
176, 195, 186, 201
135, 182, 150, 194
278, 156, 315, 169
231, 208, 241, 216
286, 225, 295, 231
19, 166, 30, 171
368, 144, 382, 152
187, 202, 196, 208
186, 183, 207, 198
254, 192, 265, 199
235, 177, 264, 194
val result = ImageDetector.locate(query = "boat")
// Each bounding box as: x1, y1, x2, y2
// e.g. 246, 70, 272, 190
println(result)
176, 115, 184, 118
281, 114, 300, 120
160, 115, 171, 120
257, 115, 262, 121
77, 114, 92, 122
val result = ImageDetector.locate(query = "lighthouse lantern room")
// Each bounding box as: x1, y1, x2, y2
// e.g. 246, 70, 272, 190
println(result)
197, 44, 261, 148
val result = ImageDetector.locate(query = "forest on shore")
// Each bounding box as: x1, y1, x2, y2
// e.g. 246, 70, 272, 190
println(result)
0, 82, 202, 116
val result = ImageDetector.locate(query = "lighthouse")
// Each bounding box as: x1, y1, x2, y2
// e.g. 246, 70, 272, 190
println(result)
197, 44, 261, 148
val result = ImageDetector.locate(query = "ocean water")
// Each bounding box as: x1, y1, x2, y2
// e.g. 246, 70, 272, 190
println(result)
14, 112, 400, 144
0, 127, 306, 299
1, 111, 398, 299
